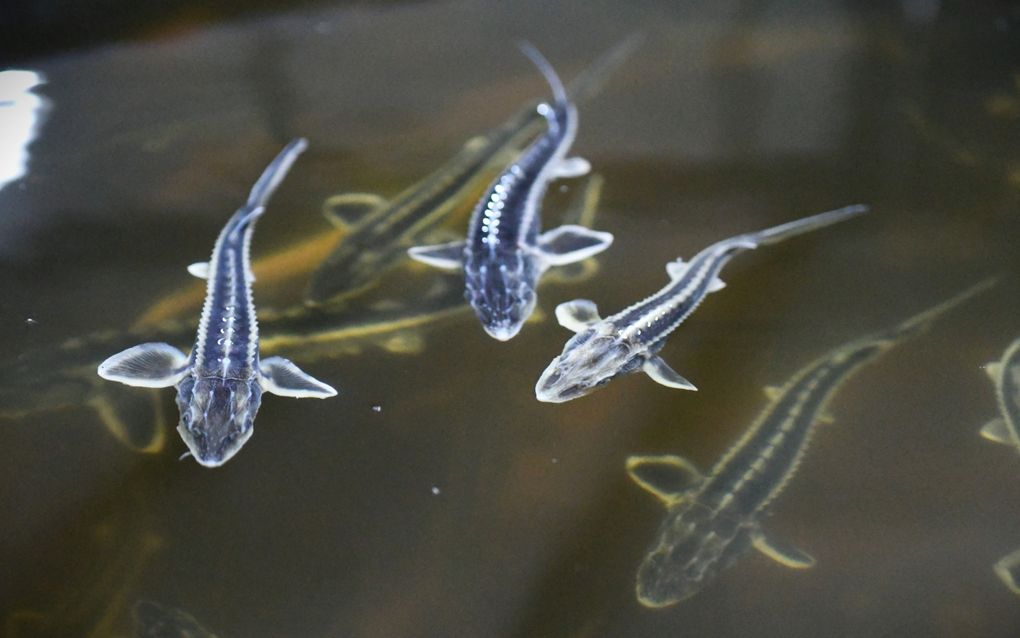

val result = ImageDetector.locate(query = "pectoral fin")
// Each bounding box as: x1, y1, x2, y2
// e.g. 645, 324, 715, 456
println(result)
322, 193, 387, 229
187, 262, 210, 279
537, 225, 613, 267
980, 418, 1016, 446
555, 299, 601, 332
97, 343, 189, 388
553, 157, 591, 178
626, 454, 703, 505
751, 527, 815, 569
407, 241, 466, 270
259, 356, 337, 398
994, 547, 1020, 595
984, 361, 1003, 381
642, 356, 697, 391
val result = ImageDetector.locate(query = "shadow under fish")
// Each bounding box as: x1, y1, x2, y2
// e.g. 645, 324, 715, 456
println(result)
627, 280, 993, 607
977, 335, 1020, 595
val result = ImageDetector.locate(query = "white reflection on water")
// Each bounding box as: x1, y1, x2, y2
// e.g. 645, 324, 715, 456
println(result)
0, 69, 49, 193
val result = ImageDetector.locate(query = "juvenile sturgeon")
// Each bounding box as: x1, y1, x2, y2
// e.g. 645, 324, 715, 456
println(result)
535, 205, 868, 402
306, 36, 638, 306
407, 43, 614, 341
2, 173, 606, 455
626, 280, 992, 607
977, 336, 1020, 595
97, 139, 337, 467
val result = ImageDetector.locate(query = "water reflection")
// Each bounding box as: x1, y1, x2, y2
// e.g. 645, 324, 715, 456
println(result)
0, 70, 48, 193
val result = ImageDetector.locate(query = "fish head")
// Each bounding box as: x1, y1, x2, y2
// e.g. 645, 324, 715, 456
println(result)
535, 324, 644, 402
175, 376, 262, 467
464, 253, 539, 341
635, 503, 751, 607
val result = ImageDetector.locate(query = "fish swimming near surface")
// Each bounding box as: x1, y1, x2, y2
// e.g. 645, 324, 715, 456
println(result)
133, 601, 218, 638
408, 43, 613, 340
977, 336, 1020, 595
96, 139, 337, 467
535, 204, 869, 402
305, 36, 639, 307
626, 280, 993, 607
0, 175, 607, 455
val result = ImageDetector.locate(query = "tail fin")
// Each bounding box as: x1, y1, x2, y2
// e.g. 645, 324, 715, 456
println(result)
565, 33, 644, 105
228, 138, 308, 240
750, 204, 869, 247
894, 277, 997, 336
246, 137, 308, 210
518, 42, 568, 107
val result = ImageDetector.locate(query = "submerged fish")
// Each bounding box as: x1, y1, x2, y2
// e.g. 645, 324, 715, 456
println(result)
627, 281, 992, 607
133, 601, 218, 638
977, 336, 1020, 595
0, 174, 606, 454
535, 205, 868, 402
306, 36, 639, 307
97, 140, 337, 467
409, 43, 613, 340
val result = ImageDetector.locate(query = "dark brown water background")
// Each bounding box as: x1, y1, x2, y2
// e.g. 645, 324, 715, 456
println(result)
2, 1, 1020, 636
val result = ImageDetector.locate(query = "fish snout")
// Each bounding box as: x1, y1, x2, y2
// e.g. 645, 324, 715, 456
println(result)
484, 320, 524, 341
534, 361, 582, 403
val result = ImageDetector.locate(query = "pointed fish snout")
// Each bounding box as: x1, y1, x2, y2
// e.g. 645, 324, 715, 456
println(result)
535, 363, 571, 403
484, 321, 523, 342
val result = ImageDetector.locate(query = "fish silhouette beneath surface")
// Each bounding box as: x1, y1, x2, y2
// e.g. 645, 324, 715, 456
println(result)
535, 205, 869, 402
627, 280, 993, 607
407, 43, 614, 341
977, 336, 1020, 595
97, 139, 337, 467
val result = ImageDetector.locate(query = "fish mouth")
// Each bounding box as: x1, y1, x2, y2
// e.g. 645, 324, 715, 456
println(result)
177, 426, 251, 468
483, 321, 523, 341
191, 453, 230, 469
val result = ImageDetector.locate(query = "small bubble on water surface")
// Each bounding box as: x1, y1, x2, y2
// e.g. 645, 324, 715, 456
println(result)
431, 486, 441, 496
371, 404, 382, 413
24, 317, 38, 326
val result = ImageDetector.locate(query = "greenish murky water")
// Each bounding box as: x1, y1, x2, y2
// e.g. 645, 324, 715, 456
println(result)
2, 1, 1020, 636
